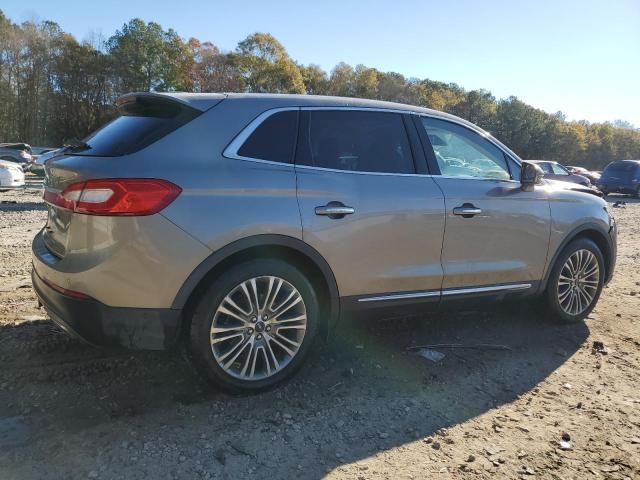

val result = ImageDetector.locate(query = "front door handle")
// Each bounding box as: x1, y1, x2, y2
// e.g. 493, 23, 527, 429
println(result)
453, 203, 482, 218
315, 202, 355, 219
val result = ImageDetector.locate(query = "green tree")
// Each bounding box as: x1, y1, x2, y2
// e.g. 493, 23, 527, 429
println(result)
299, 64, 328, 95
107, 19, 193, 92
234, 33, 304, 93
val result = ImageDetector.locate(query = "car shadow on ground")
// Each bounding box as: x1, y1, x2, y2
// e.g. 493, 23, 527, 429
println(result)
0, 303, 590, 476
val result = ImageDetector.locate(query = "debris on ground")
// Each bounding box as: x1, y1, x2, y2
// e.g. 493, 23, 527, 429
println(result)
592, 341, 608, 355
411, 348, 446, 363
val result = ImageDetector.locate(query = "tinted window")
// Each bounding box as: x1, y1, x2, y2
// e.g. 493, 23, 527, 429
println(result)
604, 162, 638, 176
78, 96, 200, 156
237, 110, 298, 163
297, 110, 415, 174
421, 117, 511, 180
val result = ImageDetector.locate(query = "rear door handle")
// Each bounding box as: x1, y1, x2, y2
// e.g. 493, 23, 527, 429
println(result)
315, 202, 355, 219
453, 203, 482, 218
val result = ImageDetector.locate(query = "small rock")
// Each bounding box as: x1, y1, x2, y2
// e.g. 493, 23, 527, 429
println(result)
214, 448, 226, 465
561, 432, 571, 441
467, 454, 475, 462
88, 472, 99, 479
560, 440, 572, 450
630, 437, 640, 444
432, 441, 441, 450
562, 383, 572, 390
378, 432, 389, 439
521, 466, 536, 475
592, 341, 608, 355
282, 413, 293, 420
179, 455, 186, 462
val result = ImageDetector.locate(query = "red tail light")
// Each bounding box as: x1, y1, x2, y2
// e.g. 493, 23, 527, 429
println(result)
44, 179, 181, 216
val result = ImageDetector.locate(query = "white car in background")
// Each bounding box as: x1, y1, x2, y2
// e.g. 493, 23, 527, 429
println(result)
0, 159, 25, 190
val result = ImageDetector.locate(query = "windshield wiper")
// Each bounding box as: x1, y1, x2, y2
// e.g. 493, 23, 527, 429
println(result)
62, 138, 91, 152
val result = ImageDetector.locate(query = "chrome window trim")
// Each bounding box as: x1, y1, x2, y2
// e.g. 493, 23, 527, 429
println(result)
223, 105, 524, 179
357, 283, 531, 303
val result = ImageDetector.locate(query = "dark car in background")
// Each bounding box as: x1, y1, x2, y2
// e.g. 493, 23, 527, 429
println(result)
597, 160, 640, 197
528, 160, 591, 186
0, 143, 34, 171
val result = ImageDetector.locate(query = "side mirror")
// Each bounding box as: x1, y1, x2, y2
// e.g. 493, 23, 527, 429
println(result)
520, 161, 543, 191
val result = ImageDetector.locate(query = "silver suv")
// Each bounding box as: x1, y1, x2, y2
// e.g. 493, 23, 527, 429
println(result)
32, 93, 617, 391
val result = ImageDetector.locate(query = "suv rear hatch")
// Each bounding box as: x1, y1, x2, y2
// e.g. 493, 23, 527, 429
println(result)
41, 93, 223, 258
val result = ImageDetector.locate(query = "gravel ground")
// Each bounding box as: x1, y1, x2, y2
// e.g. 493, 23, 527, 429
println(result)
0, 186, 639, 479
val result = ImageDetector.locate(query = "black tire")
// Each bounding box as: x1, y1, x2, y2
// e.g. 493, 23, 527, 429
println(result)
543, 237, 605, 323
188, 258, 319, 392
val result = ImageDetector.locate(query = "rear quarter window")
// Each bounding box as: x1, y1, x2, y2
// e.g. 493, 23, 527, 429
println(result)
236, 110, 298, 163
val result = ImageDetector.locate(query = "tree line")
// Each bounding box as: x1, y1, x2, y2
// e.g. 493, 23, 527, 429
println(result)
1, 10, 638, 169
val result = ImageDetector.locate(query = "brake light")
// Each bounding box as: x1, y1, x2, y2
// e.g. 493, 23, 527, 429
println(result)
44, 179, 181, 216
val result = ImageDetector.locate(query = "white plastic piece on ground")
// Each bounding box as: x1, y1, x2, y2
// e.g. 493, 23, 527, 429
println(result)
413, 348, 445, 363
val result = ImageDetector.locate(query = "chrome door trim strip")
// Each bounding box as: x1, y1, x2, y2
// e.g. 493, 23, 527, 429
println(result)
357, 283, 532, 303
357, 290, 440, 303
441, 283, 532, 296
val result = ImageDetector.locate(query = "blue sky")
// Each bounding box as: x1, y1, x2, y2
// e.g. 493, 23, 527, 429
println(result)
3, 0, 639, 125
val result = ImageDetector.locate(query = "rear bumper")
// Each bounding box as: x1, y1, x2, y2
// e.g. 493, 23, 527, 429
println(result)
32, 266, 182, 350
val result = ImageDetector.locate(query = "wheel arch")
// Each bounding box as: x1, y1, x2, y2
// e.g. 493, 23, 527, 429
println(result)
540, 222, 615, 292
173, 234, 340, 339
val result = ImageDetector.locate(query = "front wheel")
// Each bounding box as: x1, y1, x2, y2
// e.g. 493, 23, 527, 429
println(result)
188, 259, 319, 392
543, 238, 605, 323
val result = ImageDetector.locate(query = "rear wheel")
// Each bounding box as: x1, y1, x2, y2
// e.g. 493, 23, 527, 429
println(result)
543, 238, 604, 323
188, 259, 319, 392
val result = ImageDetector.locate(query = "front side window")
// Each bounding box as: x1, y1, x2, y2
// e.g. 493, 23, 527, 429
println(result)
237, 110, 298, 163
421, 117, 511, 180
551, 163, 569, 175
296, 110, 415, 174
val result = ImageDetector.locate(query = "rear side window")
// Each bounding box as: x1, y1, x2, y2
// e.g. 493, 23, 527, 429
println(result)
296, 110, 415, 174
76, 96, 200, 156
237, 110, 298, 163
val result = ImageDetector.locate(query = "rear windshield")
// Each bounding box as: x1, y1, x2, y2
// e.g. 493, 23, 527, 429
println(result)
603, 162, 638, 176
72, 96, 200, 156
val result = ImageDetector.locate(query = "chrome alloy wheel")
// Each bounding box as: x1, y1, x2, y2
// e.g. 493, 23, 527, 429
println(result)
210, 276, 307, 380
557, 249, 600, 316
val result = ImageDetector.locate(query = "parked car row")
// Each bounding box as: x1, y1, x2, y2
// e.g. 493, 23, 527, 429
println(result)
524, 158, 640, 198
0, 143, 34, 171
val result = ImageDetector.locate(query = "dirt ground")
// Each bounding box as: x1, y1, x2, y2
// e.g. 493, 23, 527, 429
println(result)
0, 185, 638, 480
